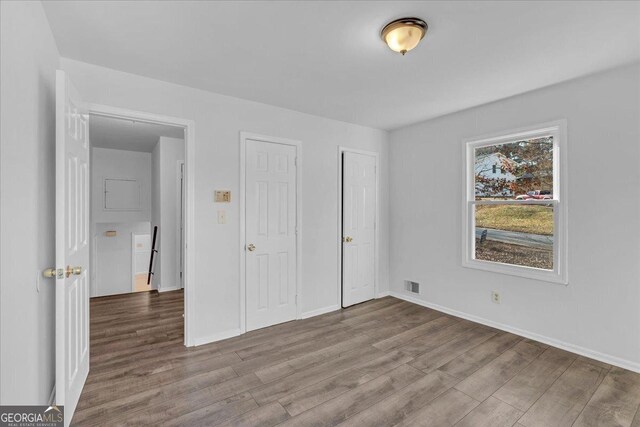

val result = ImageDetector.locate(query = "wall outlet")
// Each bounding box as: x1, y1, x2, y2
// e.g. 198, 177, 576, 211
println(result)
491, 290, 501, 304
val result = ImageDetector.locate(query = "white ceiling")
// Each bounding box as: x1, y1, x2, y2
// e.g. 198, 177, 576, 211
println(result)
90, 115, 184, 153
43, 1, 640, 130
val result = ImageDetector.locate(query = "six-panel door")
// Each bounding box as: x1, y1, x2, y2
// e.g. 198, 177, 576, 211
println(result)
245, 139, 298, 331
56, 70, 90, 425
342, 151, 376, 307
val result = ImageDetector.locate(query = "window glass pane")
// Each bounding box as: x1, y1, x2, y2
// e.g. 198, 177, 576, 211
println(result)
475, 204, 553, 270
474, 136, 553, 200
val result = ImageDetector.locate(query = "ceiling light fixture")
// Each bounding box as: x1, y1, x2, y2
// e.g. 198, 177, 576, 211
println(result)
381, 17, 428, 55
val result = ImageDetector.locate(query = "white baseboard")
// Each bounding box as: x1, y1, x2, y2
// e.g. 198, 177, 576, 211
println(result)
48, 384, 55, 406
193, 305, 341, 347
300, 304, 340, 319
193, 328, 242, 346
301, 294, 389, 318
390, 291, 640, 373
158, 285, 181, 293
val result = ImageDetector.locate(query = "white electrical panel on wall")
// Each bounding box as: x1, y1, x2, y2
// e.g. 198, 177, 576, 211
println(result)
104, 178, 141, 211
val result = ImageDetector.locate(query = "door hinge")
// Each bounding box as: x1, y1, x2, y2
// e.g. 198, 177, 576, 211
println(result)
294, 157, 298, 167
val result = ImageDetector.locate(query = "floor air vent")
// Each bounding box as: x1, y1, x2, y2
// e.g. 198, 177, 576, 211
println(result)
405, 280, 420, 294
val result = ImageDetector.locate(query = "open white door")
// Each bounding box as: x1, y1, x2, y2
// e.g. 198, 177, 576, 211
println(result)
55, 70, 90, 424
342, 152, 376, 307
245, 138, 298, 331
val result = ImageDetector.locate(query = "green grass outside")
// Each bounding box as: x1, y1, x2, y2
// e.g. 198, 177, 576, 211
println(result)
475, 204, 553, 235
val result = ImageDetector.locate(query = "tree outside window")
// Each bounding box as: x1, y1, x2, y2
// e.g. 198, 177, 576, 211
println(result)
463, 122, 567, 284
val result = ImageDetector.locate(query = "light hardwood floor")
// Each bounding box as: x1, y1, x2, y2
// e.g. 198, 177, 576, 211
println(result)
133, 273, 152, 293
73, 290, 640, 426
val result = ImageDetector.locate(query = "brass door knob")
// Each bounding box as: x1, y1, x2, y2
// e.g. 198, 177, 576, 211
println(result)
43, 268, 58, 278
65, 265, 82, 278
343, 236, 353, 243
247, 243, 256, 252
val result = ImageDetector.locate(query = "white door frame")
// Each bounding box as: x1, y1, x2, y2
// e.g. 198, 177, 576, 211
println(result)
88, 103, 196, 346
176, 160, 185, 289
337, 147, 380, 307
239, 132, 302, 334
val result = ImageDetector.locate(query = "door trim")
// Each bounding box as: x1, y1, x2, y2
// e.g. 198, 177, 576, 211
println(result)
88, 103, 196, 346
239, 132, 302, 334
337, 147, 380, 308
176, 160, 185, 289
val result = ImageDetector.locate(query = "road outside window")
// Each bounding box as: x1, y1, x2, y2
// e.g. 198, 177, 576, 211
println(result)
463, 122, 567, 284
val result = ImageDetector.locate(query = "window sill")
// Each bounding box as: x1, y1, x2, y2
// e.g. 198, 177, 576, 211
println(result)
462, 258, 568, 285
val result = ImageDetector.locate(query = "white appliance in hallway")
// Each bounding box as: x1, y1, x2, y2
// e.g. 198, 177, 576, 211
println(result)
342, 151, 377, 307
244, 138, 298, 331
52, 70, 90, 424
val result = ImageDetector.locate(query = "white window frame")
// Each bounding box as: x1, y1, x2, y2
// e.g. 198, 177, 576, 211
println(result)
462, 120, 568, 284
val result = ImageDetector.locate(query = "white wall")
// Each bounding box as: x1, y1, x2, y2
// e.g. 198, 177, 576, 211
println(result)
151, 137, 185, 291
151, 140, 162, 287
90, 147, 152, 296
94, 222, 151, 296
91, 147, 152, 224
61, 58, 390, 344
389, 64, 640, 371
0, 1, 60, 404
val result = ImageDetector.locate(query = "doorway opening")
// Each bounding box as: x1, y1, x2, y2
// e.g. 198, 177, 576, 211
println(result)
87, 106, 195, 346
338, 147, 380, 308
53, 72, 196, 420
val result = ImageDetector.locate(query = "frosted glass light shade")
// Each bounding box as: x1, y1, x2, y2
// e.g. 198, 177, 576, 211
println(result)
381, 18, 428, 55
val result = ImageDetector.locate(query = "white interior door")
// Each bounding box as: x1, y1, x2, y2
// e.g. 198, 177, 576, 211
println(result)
245, 139, 297, 331
342, 151, 376, 307
56, 70, 90, 424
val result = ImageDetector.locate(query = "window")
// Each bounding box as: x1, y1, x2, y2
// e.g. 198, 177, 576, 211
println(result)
463, 121, 567, 284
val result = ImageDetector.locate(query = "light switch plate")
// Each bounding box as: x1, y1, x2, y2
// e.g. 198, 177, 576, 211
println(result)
217, 210, 226, 224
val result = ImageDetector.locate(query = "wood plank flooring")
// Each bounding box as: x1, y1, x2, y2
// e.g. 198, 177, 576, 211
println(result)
73, 290, 640, 426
